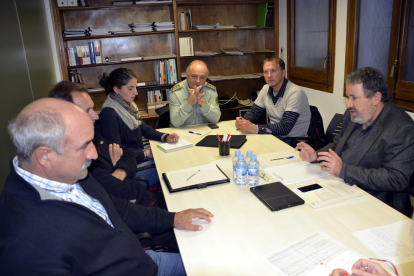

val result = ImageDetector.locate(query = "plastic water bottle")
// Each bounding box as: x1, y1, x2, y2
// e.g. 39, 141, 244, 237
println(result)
245, 151, 253, 165
248, 155, 260, 186
235, 155, 248, 186
232, 150, 241, 181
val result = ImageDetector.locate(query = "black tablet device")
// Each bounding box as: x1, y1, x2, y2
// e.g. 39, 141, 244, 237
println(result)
250, 182, 305, 211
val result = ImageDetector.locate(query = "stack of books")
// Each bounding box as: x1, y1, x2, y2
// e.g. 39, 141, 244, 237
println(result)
157, 139, 193, 153
179, 37, 194, 57
63, 29, 89, 38
153, 21, 174, 31
128, 23, 153, 33
214, 23, 236, 29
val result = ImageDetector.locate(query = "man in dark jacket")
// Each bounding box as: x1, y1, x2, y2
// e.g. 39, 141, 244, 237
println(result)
296, 67, 414, 216
0, 98, 213, 275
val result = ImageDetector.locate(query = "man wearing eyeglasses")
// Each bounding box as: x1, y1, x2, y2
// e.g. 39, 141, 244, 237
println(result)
169, 60, 221, 127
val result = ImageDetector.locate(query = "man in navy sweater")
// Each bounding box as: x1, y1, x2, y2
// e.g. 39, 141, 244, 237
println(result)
0, 98, 213, 275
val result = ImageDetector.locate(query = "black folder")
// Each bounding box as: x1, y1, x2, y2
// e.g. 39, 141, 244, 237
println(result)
195, 135, 247, 149
250, 182, 304, 211
162, 165, 230, 193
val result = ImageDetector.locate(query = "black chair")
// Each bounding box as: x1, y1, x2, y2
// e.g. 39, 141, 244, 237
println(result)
324, 113, 344, 145
283, 105, 326, 150
155, 104, 170, 129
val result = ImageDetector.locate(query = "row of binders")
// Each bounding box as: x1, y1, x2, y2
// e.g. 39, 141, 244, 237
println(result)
153, 59, 178, 85
66, 41, 102, 66
63, 22, 174, 38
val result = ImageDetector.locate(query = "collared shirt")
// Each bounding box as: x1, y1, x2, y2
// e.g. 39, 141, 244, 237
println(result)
13, 156, 114, 227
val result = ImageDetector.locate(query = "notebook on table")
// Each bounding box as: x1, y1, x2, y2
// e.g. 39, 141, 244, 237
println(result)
195, 135, 247, 149
157, 139, 193, 153
250, 182, 304, 211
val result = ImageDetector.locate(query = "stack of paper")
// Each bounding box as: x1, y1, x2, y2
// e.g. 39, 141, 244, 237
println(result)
220, 48, 243, 55
157, 139, 193, 153
264, 161, 329, 185
179, 37, 194, 57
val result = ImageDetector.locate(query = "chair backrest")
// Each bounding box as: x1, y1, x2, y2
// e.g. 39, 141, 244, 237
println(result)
307, 106, 325, 140
155, 104, 170, 129
325, 113, 344, 145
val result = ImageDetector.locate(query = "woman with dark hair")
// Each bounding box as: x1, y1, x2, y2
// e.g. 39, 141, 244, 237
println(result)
96, 68, 179, 187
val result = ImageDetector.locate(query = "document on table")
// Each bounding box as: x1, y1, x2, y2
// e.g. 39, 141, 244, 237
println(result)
257, 150, 300, 168
265, 232, 366, 276
289, 176, 364, 209
164, 163, 228, 190
264, 161, 329, 185
353, 220, 414, 265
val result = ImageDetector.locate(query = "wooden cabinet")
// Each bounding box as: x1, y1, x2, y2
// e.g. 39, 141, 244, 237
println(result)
51, 0, 278, 125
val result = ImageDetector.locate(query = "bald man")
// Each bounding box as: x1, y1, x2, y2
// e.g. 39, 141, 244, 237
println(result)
0, 98, 214, 275
169, 60, 221, 127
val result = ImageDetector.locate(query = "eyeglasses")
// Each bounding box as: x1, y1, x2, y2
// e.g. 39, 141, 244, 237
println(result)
259, 169, 269, 181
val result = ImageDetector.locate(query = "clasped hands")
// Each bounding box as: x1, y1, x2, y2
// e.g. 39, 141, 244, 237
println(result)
235, 117, 256, 134
295, 142, 343, 177
187, 85, 206, 106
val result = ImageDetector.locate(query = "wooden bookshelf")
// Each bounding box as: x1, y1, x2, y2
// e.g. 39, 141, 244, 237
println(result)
51, 0, 278, 124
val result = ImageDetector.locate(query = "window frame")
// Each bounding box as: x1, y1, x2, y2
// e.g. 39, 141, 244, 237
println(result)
287, 0, 337, 93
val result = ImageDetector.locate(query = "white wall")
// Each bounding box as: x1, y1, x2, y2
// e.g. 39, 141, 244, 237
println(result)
278, 0, 414, 129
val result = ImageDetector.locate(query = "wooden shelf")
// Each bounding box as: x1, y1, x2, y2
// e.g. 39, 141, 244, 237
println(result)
51, 0, 278, 120
59, 3, 173, 11
177, 1, 273, 5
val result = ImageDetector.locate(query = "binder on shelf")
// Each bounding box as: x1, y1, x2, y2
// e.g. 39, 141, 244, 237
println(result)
67, 0, 78, 6
57, 0, 68, 7
94, 40, 102, 63
88, 42, 96, 64
256, 3, 268, 27
162, 164, 230, 193
266, 4, 274, 27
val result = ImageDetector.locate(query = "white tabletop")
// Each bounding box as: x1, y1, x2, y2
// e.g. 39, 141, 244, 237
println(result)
150, 120, 414, 276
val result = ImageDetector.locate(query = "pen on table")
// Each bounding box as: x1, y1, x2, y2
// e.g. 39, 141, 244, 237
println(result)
227, 135, 232, 142
222, 134, 228, 143
270, 156, 294, 161
216, 134, 222, 142
186, 170, 200, 181
189, 131, 202, 135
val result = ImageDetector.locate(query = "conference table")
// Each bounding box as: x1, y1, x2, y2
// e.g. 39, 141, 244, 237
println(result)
150, 120, 414, 276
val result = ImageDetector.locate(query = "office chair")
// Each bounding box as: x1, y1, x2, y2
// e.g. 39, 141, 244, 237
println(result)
155, 104, 170, 129
283, 105, 326, 150
324, 113, 344, 145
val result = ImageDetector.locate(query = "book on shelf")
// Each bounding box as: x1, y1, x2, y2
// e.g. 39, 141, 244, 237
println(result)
75, 46, 83, 65
57, 0, 68, 7
88, 42, 96, 64
179, 10, 192, 30
94, 40, 102, 63
179, 37, 194, 57
255, 49, 275, 53
214, 23, 236, 29
193, 25, 215, 30
235, 48, 255, 54
220, 48, 243, 55
112, 1, 135, 5
157, 139, 193, 153
266, 4, 274, 27
256, 3, 268, 27
194, 51, 219, 57
142, 54, 176, 60
235, 25, 257, 29
67, 0, 78, 6
121, 56, 143, 62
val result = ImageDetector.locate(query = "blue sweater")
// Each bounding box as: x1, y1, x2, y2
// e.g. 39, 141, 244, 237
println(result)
96, 108, 165, 163
0, 163, 175, 275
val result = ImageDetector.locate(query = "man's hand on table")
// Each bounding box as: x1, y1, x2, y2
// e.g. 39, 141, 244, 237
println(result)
235, 117, 256, 133
174, 208, 214, 231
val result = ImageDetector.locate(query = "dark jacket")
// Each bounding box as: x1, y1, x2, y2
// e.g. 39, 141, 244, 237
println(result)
318, 102, 414, 216
89, 132, 155, 207
0, 163, 175, 275
96, 108, 165, 163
